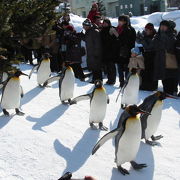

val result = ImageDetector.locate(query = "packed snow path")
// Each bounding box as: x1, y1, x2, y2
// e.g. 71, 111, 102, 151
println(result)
0, 64, 179, 180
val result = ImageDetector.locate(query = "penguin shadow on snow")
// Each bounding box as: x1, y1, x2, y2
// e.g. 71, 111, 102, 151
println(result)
54, 128, 100, 174
163, 98, 180, 115
0, 115, 15, 129
110, 142, 154, 180
104, 84, 118, 95
21, 86, 44, 105
26, 104, 68, 132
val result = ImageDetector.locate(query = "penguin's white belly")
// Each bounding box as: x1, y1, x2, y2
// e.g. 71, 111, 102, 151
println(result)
145, 101, 163, 139
121, 75, 139, 105
89, 88, 107, 123
2, 72, 8, 82
60, 71, 75, 101
37, 61, 51, 85
89, 90, 107, 123
1, 79, 21, 109
116, 118, 141, 166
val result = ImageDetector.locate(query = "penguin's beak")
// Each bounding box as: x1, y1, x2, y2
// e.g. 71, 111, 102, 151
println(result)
21, 72, 28, 76
138, 109, 151, 115
166, 94, 177, 99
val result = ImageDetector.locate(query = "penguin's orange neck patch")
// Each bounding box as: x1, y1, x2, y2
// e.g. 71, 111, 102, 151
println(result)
12, 77, 20, 81
43, 58, 50, 62
129, 114, 140, 121
96, 87, 105, 91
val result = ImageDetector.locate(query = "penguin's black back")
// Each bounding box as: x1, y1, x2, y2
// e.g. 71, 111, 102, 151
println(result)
139, 93, 159, 138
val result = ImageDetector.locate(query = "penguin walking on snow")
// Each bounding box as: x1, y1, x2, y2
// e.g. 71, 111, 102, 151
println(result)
1, 70, 28, 116
43, 64, 75, 104
29, 53, 51, 86
138, 91, 176, 146
92, 105, 150, 175
70, 80, 109, 131
116, 68, 140, 109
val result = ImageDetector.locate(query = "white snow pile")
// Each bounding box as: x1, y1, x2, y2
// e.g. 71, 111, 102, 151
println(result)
70, 10, 180, 32
0, 64, 180, 180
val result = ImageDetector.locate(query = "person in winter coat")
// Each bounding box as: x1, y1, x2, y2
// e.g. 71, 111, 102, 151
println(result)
153, 20, 178, 95
136, 23, 158, 91
59, 22, 85, 80
87, 3, 100, 24
128, 47, 145, 74
112, 15, 136, 87
100, 18, 117, 85
82, 19, 102, 83
175, 32, 180, 96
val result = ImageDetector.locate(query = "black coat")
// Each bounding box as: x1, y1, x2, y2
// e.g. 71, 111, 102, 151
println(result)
84, 27, 102, 71
116, 25, 136, 64
100, 27, 117, 62
153, 30, 177, 80
65, 33, 82, 63
175, 32, 180, 65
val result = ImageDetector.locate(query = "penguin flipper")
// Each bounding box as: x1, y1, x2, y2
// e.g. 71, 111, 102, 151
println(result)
0, 83, 4, 89
43, 75, 61, 86
70, 94, 92, 105
20, 86, 24, 98
117, 111, 130, 128
29, 65, 38, 79
92, 128, 120, 155
107, 95, 110, 104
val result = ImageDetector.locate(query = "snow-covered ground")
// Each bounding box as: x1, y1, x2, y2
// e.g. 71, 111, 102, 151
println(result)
0, 64, 180, 180
1, 11, 180, 180
71, 10, 180, 32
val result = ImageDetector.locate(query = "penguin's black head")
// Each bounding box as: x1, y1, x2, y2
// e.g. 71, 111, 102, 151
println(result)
94, 80, 103, 88
131, 68, 138, 75
155, 91, 176, 100
42, 53, 52, 59
14, 70, 28, 77
126, 104, 151, 116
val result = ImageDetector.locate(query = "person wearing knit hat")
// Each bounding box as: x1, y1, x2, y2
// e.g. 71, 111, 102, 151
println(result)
82, 19, 92, 27
152, 20, 178, 95
87, 3, 101, 23
136, 23, 158, 91
128, 47, 144, 74
145, 23, 154, 31
82, 17, 102, 83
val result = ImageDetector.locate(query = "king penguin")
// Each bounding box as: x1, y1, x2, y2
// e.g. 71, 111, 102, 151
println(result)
70, 80, 109, 131
116, 68, 140, 109
92, 105, 150, 175
29, 53, 51, 86
43, 64, 75, 104
138, 91, 176, 146
1, 70, 28, 116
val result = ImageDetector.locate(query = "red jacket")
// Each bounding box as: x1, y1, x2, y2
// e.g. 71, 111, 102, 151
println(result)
87, 10, 100, 23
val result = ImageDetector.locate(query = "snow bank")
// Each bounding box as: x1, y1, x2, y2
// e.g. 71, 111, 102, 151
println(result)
70, 10, 180, 32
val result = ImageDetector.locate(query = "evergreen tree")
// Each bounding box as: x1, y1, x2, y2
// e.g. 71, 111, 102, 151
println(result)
97, 0, 106, 16
0, 0, 62, 64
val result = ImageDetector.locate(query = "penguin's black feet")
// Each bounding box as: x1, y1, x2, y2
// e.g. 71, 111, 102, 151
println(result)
121, 104, 126, 109
69, 100, 77, 105
99, 122, 108, 131
61, 101, 69, 105
43, 82, 48, 87
68, 99, 72, 104
3, 109, 10, 116
130, 161, 147, 170
146, 139, 158, 146
151, 135, 163, 141
118, 166, 129, 175
15, 108, 25, 116
90, 123, 98, 130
